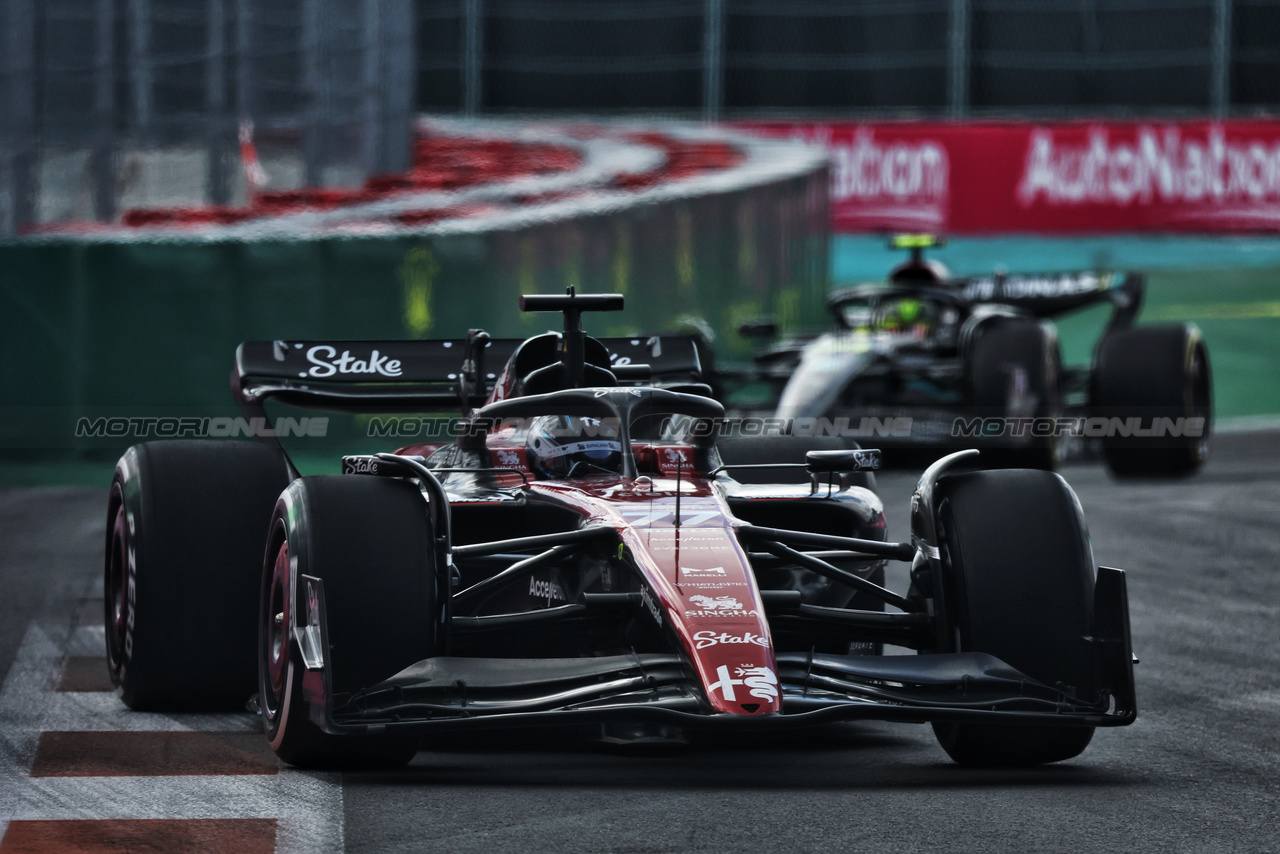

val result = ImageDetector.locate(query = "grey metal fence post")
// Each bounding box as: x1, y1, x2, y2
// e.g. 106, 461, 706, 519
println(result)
0, 2, 7, 233
207, 0, 230, 205
3, 0, 38, 234
1082, 0, 1100, 105
361, 0, 382, 175
382, 0, 415, 172
703, 0, 724, 122
463, 0, 482, 116
129, 0, 153, 133
91, 0, 117, 222
948, 0, 969, 119
302, 0, 327, 186
1212, 0, 1233, 116
235, 0, 252, 120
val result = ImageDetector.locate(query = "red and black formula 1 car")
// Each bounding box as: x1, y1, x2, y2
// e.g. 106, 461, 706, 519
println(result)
729, 235, 1212, 475
104, 291, 1135, 769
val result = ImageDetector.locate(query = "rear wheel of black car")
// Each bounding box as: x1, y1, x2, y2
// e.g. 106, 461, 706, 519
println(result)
968, 320, 1062, 470
105, 440, 291, 711
261, 475, 436, 769
1092, 324, 1211, 477
932, 469, 1098, 766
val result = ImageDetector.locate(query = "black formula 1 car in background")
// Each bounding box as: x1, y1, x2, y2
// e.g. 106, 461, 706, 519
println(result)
729, 235, 1212, 475
103, 289, 1135, 771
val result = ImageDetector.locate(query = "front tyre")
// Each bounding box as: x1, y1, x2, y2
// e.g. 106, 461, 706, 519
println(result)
932, 469, 1098, 766
260, 475, 437, 770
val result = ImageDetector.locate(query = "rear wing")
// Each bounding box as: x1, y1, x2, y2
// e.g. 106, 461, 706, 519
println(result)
955, 270, 1144, 320
233, 334, 706, 413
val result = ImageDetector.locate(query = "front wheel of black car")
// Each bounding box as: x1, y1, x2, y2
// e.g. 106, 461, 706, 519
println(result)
105, 440, 291, 710
1092, 324, 1211, 478
968, 320, 1062, 470
932, 469, 1097, 767
261, 475, 436, 770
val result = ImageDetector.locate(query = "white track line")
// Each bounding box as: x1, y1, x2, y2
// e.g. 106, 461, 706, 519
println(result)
0, 617, 345, 853
1216, 414, 1280, 434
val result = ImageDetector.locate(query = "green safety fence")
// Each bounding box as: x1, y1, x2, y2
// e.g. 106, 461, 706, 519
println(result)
0, 170, 829, 456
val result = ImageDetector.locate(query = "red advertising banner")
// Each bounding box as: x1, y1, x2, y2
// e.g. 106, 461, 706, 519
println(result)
742, 120, 1280, 234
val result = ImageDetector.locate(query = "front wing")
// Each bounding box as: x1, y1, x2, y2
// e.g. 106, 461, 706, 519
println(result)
296, 567, 1136, 736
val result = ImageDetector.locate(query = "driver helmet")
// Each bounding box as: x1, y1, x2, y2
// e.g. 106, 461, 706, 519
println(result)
525, 415, 623, 478
888, 258, 951, 285
874, 296, 937, 337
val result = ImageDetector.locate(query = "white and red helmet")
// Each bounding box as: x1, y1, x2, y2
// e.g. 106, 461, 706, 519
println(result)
525, 415, 623, 478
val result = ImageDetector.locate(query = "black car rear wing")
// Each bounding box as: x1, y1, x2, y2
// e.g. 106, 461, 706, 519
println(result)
955, 270, 1144, 324
233, 333, 707, 413
827, 270, 1143, 335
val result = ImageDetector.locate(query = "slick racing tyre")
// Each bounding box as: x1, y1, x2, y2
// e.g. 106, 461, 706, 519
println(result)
1092, 324, 1211, 477
105, 440, 292, 711
932, 469, 1098, 766
968, 320, 1063, 470
717, 434, 876, 490
261, 475, 436, 770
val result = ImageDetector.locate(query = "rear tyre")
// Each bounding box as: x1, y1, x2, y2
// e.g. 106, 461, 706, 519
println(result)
932, 469, 1097, 766
261, 475, 436, 770
968, 320, 1062, 470
1093, 324, 1211, 477
105, 440, 291, 711
717, 434, 875, 490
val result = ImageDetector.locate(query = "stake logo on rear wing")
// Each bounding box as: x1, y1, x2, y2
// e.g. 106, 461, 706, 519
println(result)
296, 345, 404, 378
235, 335, 706, 411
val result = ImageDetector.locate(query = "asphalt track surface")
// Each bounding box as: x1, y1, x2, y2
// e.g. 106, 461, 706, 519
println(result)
1, 432, 1278, 852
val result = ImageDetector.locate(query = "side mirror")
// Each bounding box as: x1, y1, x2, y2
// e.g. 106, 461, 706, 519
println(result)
611, 363, 652, 382
806, 449, 882, 474
737, 317, 779, 339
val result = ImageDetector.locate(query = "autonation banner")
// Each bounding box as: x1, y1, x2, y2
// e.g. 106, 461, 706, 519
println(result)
743, 120, 1280, 234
